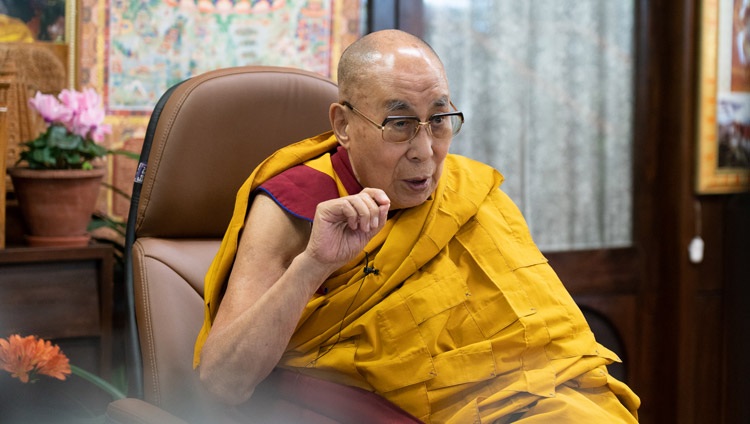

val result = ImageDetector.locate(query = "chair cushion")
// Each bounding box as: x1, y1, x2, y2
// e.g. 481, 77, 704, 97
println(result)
132, 238, 220, 419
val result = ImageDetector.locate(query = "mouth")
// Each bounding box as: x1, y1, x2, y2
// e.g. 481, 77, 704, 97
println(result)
403, 177, 431, 191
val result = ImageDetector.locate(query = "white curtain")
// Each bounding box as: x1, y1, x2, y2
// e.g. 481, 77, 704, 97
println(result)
424, 0, 634, 251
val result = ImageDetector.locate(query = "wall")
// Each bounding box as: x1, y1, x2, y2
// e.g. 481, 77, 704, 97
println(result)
634, 0, 750, 422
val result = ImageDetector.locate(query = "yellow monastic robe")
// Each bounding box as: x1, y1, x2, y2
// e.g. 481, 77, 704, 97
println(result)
195, 132, 640, 423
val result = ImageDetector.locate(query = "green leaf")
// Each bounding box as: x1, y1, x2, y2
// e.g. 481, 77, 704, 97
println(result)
88, 215, 126, 236
47, 125, 82, 149
100, 181, 132, 201
108, 149, 140, 160
30, 149, 55, 167
81, 141, 107, 157
70, 151, 82, 162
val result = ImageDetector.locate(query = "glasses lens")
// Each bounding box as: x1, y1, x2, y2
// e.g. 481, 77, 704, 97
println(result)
430, 114, 463, 138
451, 114, 463, 135
381, 113, 463, 143
383, 118, 419, 143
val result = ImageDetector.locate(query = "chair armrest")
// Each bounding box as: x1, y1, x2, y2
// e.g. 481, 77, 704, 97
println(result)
254, 368, 423, 423
105, 398, 190, 424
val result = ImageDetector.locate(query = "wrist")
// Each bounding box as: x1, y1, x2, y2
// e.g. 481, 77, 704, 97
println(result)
290, 251, 339, 294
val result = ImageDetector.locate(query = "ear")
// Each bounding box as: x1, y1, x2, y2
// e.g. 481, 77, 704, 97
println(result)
330, 103, 351, 148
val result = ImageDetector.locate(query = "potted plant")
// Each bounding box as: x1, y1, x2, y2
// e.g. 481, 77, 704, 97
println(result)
8, 88, 113, 247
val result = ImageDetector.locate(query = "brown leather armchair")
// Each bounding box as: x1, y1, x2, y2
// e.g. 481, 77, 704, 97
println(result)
106, 66, 421, 424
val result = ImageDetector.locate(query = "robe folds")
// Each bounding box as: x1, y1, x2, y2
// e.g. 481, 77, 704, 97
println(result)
194, 131, 640, 423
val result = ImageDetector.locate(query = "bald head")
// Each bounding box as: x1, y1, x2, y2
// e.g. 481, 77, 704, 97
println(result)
337, 30, 445, 101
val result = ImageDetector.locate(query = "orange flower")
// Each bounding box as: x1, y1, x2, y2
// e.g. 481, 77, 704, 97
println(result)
0, 334, 71, 383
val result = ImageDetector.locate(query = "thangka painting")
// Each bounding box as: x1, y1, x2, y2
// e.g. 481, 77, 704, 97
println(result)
93, 0, 363, 112
107, 0, 361, 112
696, 0, 750, 193
78, 0, 365, 216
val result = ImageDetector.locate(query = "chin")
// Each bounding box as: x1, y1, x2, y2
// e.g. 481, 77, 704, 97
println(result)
394, 195, 432, 210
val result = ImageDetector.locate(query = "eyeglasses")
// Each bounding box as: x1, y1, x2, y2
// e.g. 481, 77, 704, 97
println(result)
341, 101, 464, 144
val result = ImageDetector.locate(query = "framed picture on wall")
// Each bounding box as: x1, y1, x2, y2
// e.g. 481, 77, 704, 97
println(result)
0, 0, 78, 87
696, 0, 750, 194
0, 0, 66, 42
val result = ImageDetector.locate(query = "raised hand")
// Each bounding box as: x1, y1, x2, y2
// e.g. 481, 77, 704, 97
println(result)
305, 188, 391, 270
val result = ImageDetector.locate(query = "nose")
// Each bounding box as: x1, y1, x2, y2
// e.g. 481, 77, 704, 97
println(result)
415, 121, 434, 138
407, 123, 434, 162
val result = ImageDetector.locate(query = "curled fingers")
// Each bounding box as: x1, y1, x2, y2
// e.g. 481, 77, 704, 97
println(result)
343, 191, 383, 232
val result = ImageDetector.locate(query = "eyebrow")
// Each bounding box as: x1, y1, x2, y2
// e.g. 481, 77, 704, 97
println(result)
384, 96, 450, 114
384, 100, 410, 113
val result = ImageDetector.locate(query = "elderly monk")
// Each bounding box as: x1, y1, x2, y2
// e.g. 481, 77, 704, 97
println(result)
194, 29, 640, 423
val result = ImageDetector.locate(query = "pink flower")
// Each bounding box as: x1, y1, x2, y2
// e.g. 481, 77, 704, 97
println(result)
30, 88, 110, 141
28, 92, 73, 124
90, 122, 113, 143
71, 88, 101, 113
72, 102, 106, 138
58, 88, 81, 112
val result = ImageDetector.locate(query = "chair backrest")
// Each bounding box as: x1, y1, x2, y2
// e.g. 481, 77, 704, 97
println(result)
124, 66, 339, 422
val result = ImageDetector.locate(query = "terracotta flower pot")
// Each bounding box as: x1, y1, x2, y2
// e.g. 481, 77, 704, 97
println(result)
8, 167, 106, 247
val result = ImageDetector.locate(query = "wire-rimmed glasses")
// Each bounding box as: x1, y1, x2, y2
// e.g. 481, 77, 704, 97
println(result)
342, 101, 464, 144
